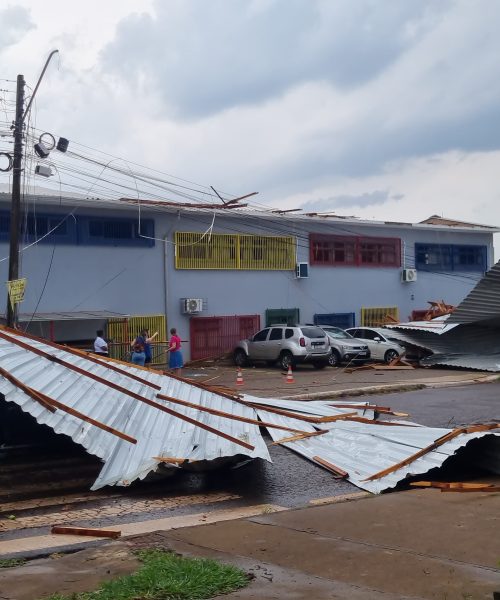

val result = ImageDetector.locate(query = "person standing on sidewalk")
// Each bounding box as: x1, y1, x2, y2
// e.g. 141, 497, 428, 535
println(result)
143, 329, 159, 365
131, 329, 158, 367
167, 327, 183, 374
93, 330, 108, 356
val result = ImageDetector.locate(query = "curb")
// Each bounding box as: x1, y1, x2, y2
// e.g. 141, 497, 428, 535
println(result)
280, 374, 499, 401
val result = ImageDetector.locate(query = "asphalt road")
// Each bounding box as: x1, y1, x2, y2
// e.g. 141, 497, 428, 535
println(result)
359, 380, 500, 428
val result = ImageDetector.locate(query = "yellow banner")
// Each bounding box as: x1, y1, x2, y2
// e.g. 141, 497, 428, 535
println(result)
6, 278, 26, 308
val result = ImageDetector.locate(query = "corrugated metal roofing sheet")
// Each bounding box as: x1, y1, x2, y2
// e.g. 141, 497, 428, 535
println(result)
0, 328, 271, 490
420, 353, 500, 371
448, 260, 500, 323
259, 417, 500, 493
1, 328, 499, 495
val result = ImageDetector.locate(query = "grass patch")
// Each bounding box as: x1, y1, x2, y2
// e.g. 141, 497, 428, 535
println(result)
43, 548, 249, 600
0, 558, 26, 568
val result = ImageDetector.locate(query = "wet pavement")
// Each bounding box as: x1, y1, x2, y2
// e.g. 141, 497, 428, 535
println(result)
0, 369, 498, 559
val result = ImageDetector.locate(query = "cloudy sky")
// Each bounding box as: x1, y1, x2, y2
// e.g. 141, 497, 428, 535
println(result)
1, 0, 500, 236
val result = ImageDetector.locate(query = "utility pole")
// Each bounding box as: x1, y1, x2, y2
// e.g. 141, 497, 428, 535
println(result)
6, 74, 25, 327
5, 50, 59, 328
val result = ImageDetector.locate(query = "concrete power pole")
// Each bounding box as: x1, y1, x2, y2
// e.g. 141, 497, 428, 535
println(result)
5, 51, 59, 328
6, 74, 25, 328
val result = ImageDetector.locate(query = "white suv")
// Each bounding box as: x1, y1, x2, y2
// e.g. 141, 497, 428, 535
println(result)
234, 325, 331, 370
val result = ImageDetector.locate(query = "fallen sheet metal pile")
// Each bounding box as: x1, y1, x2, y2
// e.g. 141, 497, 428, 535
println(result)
384, 261, 500, 371
0, 326, 499, 493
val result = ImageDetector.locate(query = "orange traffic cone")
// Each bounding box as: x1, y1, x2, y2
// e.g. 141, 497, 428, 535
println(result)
285, 365, 294, 383
236, 368, 244, 385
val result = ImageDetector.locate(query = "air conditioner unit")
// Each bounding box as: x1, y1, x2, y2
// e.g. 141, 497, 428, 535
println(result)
182, 298, 203, 313
296, 262, 309, 279
401, 268, 417, 282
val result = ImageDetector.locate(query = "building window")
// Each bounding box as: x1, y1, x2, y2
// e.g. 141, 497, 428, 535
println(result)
81, 217, 154, 247
175, 232, 296, 270
0, 211, 75, 244
415, 244, 486, 272
0, 212, 154, 247
310, 234, 400, 267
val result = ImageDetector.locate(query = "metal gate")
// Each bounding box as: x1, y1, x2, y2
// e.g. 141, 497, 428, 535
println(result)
107, 314, 167, 364
190, 314, 260, 361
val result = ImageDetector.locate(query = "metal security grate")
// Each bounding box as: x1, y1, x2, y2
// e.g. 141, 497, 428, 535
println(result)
107, 314, 167, 364
361, 306, 399, 327
190, 314, 260, 360
175, 232, 296, 270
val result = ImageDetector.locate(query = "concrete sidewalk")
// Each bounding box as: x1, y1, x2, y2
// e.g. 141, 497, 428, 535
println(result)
1, 488, 499, 599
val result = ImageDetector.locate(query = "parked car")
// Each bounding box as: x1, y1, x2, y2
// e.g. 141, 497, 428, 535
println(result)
319, 326, 371, 367
345, 327, 405, 363
234, 325, 331, 370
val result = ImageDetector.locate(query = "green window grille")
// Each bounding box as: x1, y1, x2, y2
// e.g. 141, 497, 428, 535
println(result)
265, 308, 300, 327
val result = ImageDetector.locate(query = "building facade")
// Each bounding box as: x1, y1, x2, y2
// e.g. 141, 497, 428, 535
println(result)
0, 193, 497, 362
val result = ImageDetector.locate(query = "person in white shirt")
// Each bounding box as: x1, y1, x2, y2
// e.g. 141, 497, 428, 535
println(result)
93, 330, 108, 356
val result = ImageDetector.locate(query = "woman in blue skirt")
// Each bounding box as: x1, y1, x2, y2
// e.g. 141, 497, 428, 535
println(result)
167, 327, 183, 374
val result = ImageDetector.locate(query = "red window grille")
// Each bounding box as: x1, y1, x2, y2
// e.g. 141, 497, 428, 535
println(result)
310, 234, 401, 267
189, 314, 260, 360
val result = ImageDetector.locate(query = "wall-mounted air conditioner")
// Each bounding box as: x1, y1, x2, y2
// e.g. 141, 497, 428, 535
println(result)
181, 298, 204, 313
401, 268, 417, 282
296, 263, 309, 279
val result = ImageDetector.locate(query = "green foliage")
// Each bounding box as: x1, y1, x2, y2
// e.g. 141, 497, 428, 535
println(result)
43, 549, 248, 600
0, 558, 26, 568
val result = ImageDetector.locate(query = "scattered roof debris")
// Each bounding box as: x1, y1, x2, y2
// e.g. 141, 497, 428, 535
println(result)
384, 262, 500, 371
410, 481, 500, 493
51, 526, 121, 538
0, 326, 499, 494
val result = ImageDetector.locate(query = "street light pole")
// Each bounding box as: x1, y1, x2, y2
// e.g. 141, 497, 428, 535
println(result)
5, 50, 59, 328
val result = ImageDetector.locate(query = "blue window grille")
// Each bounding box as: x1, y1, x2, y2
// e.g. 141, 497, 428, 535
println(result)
0, 211, 76, 244
314, 312, 355, 329
415, 244, 486, 272
0, 212, 155, 247
80, 217, 155, 247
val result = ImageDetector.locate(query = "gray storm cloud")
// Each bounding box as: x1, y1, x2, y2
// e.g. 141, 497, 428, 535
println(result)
100, 0, 440, 119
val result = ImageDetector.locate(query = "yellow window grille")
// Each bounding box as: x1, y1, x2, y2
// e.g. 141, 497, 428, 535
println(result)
361, 306, 399, 327
175, 232, 296, 270
107, 314, 167, 364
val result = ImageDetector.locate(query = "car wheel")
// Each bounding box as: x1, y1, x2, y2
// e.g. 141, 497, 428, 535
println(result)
312, 362, 327, 369
328, 349, 341, 367
384, 349, 399, 364
234, 349, 248, 367
279, 351, 294, 371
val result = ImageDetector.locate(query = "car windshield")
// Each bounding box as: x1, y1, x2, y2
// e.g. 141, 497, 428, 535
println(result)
324, 328, 352, 340
300, 327, 325, 339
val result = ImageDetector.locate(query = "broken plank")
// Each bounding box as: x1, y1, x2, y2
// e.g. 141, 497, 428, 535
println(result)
271, 430, 328, 445
156, 393, 307, 434
51, 525, 121, 539
245, 401, 357, 424
410, 481, 500, 492
312, 456, 349, 478
0, 366, 56, 413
